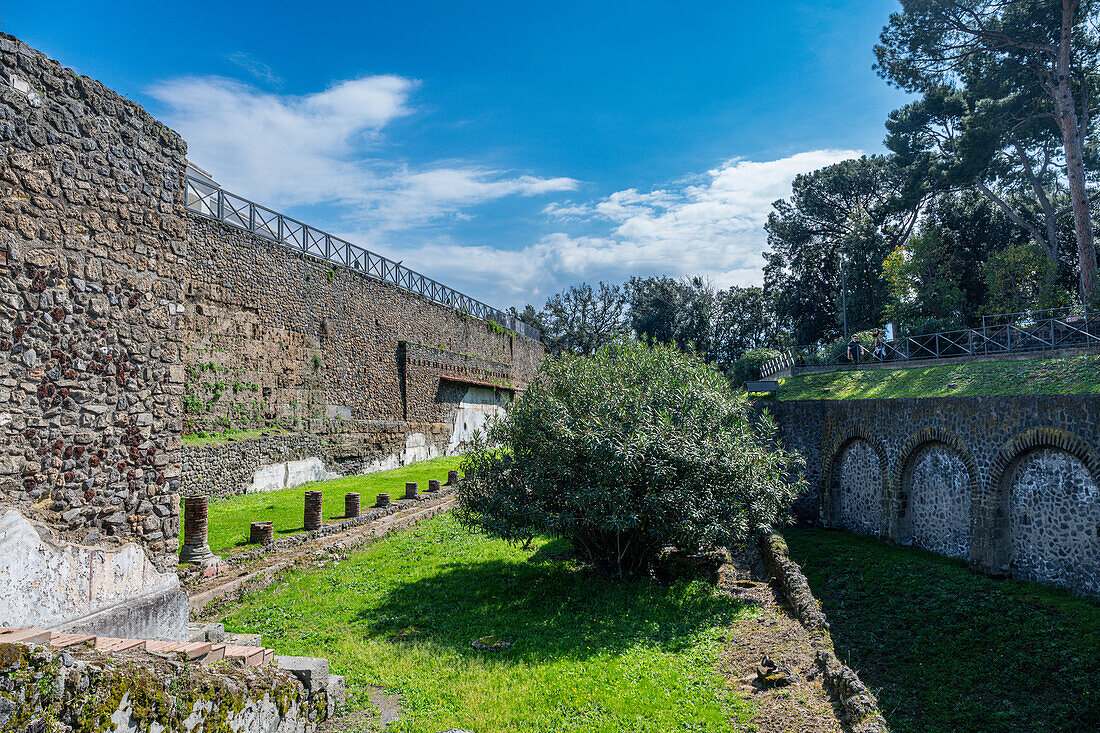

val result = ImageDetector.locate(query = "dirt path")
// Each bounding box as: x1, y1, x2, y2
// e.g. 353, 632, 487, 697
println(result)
718, 566, 851, 732
187, 493, 456, 618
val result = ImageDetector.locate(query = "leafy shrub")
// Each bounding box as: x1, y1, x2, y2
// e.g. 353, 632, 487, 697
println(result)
727, 347, 783, 385
457, 339, 804, 577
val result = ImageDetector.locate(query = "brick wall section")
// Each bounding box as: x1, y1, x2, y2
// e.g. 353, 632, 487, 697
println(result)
771, 395, 1100, 595
182, 214, 542, 433
0, 34, 185, 571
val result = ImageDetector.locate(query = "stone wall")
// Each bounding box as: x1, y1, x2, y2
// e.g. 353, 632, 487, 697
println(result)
0, 34, 189, 634
182, 420, 454, 498
0, 33, 543, 639
181, 214, 540, 434
1, 642, 329, 733
771, 395, 1100, 596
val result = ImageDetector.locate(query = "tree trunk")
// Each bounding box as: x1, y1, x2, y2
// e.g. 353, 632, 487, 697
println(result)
1051, 0, 1098, 301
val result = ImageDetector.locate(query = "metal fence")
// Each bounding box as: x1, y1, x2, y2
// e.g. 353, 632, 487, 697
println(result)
183, 175, 543, 342
759, 308, 1100, 378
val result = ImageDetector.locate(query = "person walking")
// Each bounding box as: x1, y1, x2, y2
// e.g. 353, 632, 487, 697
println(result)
873, 331, 886, 361
847, 334, 860, 364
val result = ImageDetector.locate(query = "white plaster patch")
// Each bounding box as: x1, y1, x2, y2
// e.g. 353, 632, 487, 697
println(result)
0, 509, 180, 630
248, 457, 340, 493
448, 387, 509, 452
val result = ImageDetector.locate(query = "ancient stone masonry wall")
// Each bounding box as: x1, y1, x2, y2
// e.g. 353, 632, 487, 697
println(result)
0, 35, 185, 574
183, 420, 451, 498
2, 642, 331, 733
182, 214, 542, 435
771, 395, 1100, 596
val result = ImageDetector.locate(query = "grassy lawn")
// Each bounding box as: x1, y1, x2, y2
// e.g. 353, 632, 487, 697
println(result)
785, 528, 1100, 733
221, 514, 757, 732
190, 457, 462, 554
778, 353, 1100, 400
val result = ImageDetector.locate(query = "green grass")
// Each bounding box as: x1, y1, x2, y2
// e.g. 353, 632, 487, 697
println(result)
191, 457, 462, 554
785, 528, 1100, 733
183, 427, 289, 447
221, 514, 757, 732
778, 354, 1100, 400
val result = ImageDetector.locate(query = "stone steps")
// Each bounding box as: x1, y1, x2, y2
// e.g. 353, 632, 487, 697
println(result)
0, 627, 271, 666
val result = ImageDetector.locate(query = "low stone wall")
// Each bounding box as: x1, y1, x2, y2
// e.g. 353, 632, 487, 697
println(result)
182, 420, 451, 497
755, 531, 889, 732
771, 394, 1100, 596
1, 642, 330, 733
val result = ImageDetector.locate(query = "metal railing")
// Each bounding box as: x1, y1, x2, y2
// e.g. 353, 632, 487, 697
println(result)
183, 175, 542, 342
759, 308, 1100, 378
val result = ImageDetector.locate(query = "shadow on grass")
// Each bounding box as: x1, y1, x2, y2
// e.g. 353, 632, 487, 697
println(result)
359, 551, 747, 663
786, 528, 1100, 733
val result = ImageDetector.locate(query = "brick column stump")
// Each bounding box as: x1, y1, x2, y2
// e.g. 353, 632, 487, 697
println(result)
345, 492, 361, 518
180, 495, 213, 563
404, 482, 418, 500
304, 490, 323, 531
428, 479, 441, 492
446, 470, 460, 485
375, 493, 391, 507
249, 521, 274, 545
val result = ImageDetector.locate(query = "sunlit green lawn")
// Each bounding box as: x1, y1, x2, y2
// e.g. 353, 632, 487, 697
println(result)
186, 457, 462, 554
221, 514, 758, 732
779, 354, 1100, 400
786, 528, 1100, 733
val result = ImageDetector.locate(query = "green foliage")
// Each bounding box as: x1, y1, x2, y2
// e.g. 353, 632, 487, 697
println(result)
786, 528, 1100, 733
312, 353, 323, 371
726, 347, 783, 386
457, 339, 804, 576
876, 0, 1100, 301
628, 276, 714, 358
326, 266, 338, 283
779, 354, 1100, 400
763, 155, 909, 344
713, 286, 786, 371
983, 242, 1071, 315
883, 231, 968, 334
529, 281, 628, 355
221, 513, 758, 731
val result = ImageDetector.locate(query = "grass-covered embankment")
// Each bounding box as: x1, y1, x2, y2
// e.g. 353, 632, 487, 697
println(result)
785, 528, 1100, 733
777, 353, 1100, 400
186, 457, 462, 554
221, 513, 757, 732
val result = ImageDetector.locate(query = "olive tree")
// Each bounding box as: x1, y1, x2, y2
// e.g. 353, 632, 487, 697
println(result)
456, 339, 804, 577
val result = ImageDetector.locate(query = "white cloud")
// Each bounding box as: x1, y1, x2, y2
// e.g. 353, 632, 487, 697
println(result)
364, 150, 862, 306
148, 75, 577, 229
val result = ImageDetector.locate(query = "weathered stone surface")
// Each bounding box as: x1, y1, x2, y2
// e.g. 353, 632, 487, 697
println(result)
771, 394, 1100, 596
0, 509, 185, 638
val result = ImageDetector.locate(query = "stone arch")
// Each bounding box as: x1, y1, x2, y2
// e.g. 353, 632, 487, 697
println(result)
988, 428, 1100, 593
820, 427, 888, 537
893, 427, 979, 560
989, 428, 1100, 489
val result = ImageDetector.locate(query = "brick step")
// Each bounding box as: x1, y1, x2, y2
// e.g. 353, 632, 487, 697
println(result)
0, 628, 272, 667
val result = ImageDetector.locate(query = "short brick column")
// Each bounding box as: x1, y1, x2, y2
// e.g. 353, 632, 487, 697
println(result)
304, 490, 323, 531
375, 493, 391, 507
428, 479, 441, 492
446, 470, 460, 485
180, 495, 213, 563
345, 492, 361, 518
404, 482, 418, 499
249, 521, 274, 545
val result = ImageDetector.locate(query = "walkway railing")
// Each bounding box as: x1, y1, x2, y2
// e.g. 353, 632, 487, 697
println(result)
759, 308, 1100, 378
183, 175, 542, 342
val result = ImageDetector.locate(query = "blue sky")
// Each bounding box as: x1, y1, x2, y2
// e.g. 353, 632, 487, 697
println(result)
6, 1, 909, 309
